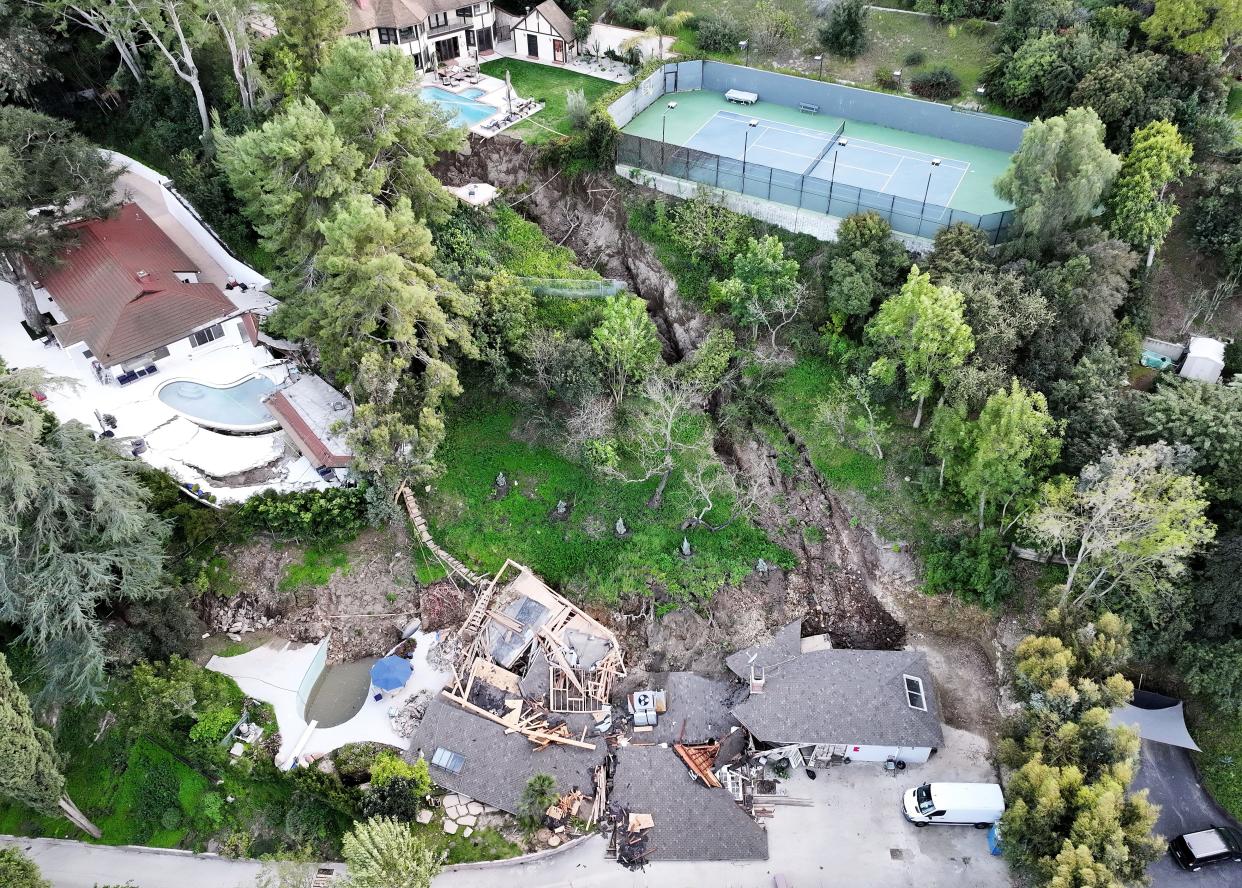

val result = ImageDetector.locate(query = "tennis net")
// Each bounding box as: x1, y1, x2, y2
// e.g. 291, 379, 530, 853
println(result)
803, 121, 846, 175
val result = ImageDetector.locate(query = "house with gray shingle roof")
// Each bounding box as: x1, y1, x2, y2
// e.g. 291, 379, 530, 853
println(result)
610, 745, 768, 861
406, 696, 603, 815
727, 620, 944, 765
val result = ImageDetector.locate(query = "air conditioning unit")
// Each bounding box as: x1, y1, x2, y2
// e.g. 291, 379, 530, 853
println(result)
630, 690, 658, 727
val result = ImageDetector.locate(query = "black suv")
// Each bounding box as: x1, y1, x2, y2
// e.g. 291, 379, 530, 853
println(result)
1169, 826, 1242, 872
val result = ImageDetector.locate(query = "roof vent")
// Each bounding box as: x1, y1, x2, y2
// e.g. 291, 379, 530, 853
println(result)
332, 400, 348, 412
135, 269, 149, 279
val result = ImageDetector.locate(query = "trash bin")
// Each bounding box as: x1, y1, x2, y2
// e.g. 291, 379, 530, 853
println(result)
987, 822, 1003, 856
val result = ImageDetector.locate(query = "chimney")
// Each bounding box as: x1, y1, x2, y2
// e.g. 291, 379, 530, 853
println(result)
749, 664, 765, 695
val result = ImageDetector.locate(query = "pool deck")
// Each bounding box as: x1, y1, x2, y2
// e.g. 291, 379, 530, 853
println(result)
207, 631, 453, 766
622, 89, 1014, 215
420, 72, 545, 138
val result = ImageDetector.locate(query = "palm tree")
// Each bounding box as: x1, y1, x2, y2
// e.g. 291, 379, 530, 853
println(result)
626, 3, 693, 60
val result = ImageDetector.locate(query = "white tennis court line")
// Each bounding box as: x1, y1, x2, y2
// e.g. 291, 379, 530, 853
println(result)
715, 108, 838, 141
841, 137, 971, 171
752, 128, 821, 161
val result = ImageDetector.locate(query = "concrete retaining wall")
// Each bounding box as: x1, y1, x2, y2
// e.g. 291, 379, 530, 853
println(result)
441, 832, 596, 872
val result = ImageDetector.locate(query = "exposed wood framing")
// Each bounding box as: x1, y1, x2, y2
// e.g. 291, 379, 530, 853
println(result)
674, 743, 722, 788
440, 691, 597, 751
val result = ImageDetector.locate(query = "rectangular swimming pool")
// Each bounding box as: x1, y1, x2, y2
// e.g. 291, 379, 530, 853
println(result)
421, 86, 496, 128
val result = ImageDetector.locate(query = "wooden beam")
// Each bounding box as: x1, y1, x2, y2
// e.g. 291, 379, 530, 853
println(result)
540, 628, 586, 694
440, 692, 597, 750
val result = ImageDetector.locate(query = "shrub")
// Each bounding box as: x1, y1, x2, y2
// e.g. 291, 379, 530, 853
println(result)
960, 16, 992, 35
696, 13, 746, 53
335, 742, 385, 785
284, 791, 334, 844
519, 774, 558, 830
873, 67, 901, 90
361, 776, 423, 821
370, 752, 431, 796
909, 66, 962, 100
1225, 340, 1241, 379
921, 529, 1014, 607
160, 807, 183, 831
818, 0, 869, 58
232, 486, 370, 541
903, 50, 926, 67
197, 792, 226, 829
189, 705, 239, 744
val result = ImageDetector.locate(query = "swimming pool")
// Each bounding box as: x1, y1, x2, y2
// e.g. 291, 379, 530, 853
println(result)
421, 85, 497, 128
157, 374, 278, 432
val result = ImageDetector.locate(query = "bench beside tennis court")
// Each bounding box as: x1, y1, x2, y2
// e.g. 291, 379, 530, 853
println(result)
621, 89, 1015, 220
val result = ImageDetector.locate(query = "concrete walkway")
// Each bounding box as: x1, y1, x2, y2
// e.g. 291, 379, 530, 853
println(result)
0, 837, 266, 888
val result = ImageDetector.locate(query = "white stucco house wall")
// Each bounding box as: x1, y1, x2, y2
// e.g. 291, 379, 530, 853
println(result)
345, 0, 499, 68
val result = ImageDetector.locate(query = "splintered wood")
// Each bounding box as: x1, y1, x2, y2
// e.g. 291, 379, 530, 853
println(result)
674, 743, 722, 788
439, 691, 597, 750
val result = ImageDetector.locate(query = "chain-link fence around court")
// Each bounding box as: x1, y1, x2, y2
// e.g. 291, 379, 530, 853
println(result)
617, 133, 1015, 244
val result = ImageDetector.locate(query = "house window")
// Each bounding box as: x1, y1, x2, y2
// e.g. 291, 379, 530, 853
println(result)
189, 323, 225, 347
456, 5, 472, 17
413, 51, 423, 68
431, 747, 465, 774
429, 11, 449, 28
904, 675, 927, 711
466, 28, 475, 46
398, 26, 416, 42
378, 26, 397, 43
474, 2, 488, 12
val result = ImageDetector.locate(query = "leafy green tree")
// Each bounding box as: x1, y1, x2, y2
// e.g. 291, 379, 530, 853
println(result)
370, 753, 431, 795
914, 0, 966, 23
997, 0, 1075, 49
1047, 346, 1134, 472
1046, 841, 1121, 888
0, 1, 52, 103
985, 30, 1099, 119
591, 295, 662, 404
947, 269, 1049, 408
865, 266, 975, 428
471, 270, 535, 381
1106, 120, 1193, 265
1141, 0, 1242, 58
668, 196, 752, 276
1, 369, 170, 705
628, 3, 692, 59
1190, 164, 1242, 276
834, 212, 910, 286
996, 108, 1120, 248
519, 774, 558, 830
1024, 443, 1215, 617
0, 846, 49, 888
341, 816, 440, 888
818, 0, 869, 58
272, 0, 347, 88
0, 653, 99, 836
573, 8, 592, 44
715, 235, 804, 346
921, 529, 1015, 607
1140, 376, 1242, 520
0, 107, 119, 331
955, 380, 1061, 530
1069, 50, 1169, 148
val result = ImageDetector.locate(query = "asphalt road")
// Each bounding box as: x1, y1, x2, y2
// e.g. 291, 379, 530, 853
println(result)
0, 837, 264, 888
1133, 739, 1242, 887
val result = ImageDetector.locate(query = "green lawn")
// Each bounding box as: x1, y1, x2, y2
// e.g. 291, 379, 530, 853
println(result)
479, 60, 614, 143
422, 391, 792, 607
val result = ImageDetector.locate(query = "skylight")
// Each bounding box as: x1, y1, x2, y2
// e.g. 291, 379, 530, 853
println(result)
431, 746, 465, 774
904, 675, 927, 711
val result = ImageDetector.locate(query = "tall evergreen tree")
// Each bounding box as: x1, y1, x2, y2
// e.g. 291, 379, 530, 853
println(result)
0, 369, 170, 705
1107, 120, 1193, 266
0, 107, 119, 332
341, 816, 440, 888
0, 653, 99, 837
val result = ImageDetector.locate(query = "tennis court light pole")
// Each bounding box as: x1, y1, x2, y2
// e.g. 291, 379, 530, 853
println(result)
739, 39, 750, 66
660, 101, 678, 172
741, 118, 758, 190
921, 158, 942, 216
814, 54, 824, 80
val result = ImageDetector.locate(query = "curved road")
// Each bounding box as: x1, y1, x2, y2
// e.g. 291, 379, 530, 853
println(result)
0, 836, 264, 888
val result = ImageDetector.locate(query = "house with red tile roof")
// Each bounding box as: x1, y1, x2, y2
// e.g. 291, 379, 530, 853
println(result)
29, 202, 252, 377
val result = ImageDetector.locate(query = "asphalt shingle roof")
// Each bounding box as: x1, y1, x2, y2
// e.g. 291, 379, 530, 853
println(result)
725, 621, 803, 681
610, 746, 768, 861
406, 696, 603, 815
645, 672, 744, 745
730, 642, 945, 748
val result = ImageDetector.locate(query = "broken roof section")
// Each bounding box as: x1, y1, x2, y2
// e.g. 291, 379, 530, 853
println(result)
264, 374, 354, 470
643, 672, 744, 745
610, 746, 768, 861
462, 560, 624, 714
407, 696, 603, 816
728, 620, 944, 749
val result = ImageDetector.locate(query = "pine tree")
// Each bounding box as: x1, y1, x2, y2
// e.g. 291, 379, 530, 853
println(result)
341, 816, 440, 888
0, 653, 99, 837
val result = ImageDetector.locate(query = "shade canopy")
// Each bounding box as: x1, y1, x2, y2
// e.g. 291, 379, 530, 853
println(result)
1109, 690, 1200, 751
370, 656, 413, 691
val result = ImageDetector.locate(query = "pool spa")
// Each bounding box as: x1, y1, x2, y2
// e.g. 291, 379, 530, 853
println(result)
157, 374, 279, 432
421, 85, 497, 129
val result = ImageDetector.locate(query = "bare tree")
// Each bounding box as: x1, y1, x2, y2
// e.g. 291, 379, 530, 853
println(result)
38, 0, 146, 83
123, 0, 210, 141
602, 373, 702, 510
681, 449, 757, 531
202, 0, 259, 111
745, 280, 809, 350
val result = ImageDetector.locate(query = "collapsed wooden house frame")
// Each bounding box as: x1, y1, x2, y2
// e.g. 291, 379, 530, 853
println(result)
440, 559, 626, 750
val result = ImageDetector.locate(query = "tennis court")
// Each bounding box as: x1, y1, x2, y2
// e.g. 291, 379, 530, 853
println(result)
622, 90, 1015, 219
683, 109, 969, 210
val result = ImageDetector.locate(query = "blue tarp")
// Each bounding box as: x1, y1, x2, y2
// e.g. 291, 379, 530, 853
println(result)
371, 656, 412, 691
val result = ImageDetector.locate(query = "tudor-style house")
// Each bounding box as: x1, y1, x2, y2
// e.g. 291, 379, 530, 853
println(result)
345, 0, 498, 69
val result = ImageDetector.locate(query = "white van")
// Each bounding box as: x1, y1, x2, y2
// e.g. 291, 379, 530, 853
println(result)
902, 782, 1005, 828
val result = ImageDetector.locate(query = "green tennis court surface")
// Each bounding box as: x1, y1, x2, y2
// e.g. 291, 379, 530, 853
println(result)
624, 90, 1014, 216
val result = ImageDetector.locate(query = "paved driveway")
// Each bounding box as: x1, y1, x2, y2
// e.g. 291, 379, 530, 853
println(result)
437, 725, 1011, 888
1134, 739, 1242, 887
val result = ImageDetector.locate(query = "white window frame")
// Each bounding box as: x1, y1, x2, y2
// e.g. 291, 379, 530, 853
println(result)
431, 746, 465, 773
903, 674, 927, 711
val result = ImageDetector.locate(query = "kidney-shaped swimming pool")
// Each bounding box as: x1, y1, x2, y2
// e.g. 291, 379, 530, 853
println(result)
157, 374, 279, 432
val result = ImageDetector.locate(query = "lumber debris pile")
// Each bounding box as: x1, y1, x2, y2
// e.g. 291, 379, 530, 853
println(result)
674, 742, 722, 787
605, 802, 654, 871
